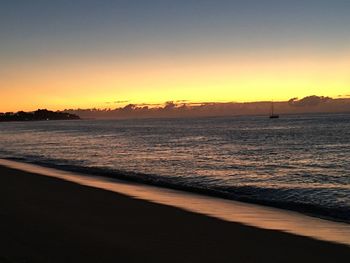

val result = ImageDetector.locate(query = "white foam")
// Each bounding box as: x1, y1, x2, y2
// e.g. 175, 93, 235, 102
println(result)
1, 158, 349, 246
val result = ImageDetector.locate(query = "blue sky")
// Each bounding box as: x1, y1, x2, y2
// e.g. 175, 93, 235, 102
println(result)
1, 0, 350, 59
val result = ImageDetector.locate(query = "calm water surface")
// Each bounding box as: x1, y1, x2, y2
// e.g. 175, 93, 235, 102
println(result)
0, 114, 349, 222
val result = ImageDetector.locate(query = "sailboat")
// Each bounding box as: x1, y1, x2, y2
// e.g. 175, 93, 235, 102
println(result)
269, 101, 279, 119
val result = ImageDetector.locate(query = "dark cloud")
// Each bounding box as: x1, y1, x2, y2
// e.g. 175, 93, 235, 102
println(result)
105, 100, 129, 104
288, 96, 332, 107
163, 101, 176, 110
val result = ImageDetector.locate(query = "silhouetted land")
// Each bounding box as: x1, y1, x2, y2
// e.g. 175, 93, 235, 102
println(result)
0, 165, 349, 262
64, 96, 350, 119
0, 109, 80, 122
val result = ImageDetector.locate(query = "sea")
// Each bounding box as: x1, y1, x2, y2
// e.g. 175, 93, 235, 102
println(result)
0, 114, 349, 223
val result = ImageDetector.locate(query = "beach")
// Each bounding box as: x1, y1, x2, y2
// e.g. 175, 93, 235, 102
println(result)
2, 1, 350, 262
1, 164, 349, 263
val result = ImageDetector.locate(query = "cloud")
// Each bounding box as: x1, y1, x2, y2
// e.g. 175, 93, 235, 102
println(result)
288, 95, 332, 107
121, 104, 137, 111
163, 101, 176, 110
105, 100, 129, 105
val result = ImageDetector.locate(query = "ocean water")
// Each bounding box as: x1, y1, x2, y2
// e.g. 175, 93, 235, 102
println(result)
0, 114, 349, 222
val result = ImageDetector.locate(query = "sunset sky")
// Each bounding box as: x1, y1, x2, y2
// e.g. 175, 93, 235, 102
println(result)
1, 0, 349, 112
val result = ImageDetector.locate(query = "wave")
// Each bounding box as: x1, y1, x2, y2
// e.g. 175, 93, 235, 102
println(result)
4, 155, 350, 224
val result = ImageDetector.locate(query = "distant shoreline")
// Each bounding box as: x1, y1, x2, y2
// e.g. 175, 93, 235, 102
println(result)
0, 109, 80, 122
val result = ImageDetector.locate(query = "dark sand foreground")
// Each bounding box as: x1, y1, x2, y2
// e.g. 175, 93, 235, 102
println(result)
0, 165, 349, 263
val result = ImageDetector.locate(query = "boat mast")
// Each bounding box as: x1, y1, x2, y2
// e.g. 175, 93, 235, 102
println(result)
271, 101, 274, 115
269, 100, 279, 118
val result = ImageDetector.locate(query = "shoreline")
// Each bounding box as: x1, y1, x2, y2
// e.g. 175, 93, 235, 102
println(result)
4, 156, 349, 224
1, 164, 349, 262
1, 163, 349, 262
1, 159, 350, 247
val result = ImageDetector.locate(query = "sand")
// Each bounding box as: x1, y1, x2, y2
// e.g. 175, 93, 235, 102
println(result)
0, 165, 349, 263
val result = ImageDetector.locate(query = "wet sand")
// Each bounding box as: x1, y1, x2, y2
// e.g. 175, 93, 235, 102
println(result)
0, 165, 349, 263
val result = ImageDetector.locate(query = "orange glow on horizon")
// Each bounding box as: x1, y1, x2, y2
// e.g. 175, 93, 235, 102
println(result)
1, 51, 349, 112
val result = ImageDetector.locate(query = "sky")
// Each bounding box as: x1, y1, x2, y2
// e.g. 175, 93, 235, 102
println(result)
0, 0, 349, 112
